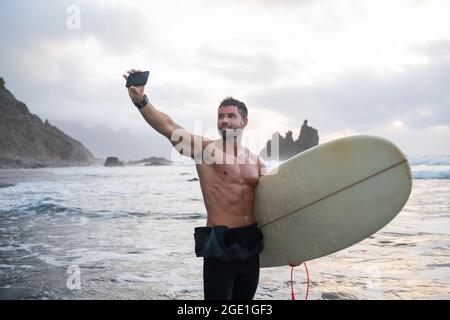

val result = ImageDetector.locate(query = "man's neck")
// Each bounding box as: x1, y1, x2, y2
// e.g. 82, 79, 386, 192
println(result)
221, 135, 244, 157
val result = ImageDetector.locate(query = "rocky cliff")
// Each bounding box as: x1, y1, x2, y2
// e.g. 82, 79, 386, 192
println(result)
0, 77, 95, 168
260, 120, 319, 160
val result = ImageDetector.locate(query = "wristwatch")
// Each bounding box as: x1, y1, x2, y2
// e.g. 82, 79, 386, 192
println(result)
132, 94, 149, 109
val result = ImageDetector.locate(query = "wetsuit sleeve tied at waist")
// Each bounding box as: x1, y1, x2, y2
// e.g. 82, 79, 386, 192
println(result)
194, 223, 264, 262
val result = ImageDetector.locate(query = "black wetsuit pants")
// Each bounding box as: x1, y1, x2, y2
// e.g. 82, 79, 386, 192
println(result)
203, 254, 260, 300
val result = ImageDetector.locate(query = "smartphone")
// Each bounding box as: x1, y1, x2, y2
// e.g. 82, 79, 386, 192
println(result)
125, 71, 149, 87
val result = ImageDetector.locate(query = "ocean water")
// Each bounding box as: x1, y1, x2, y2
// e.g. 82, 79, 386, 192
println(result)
0, 156, 449, 300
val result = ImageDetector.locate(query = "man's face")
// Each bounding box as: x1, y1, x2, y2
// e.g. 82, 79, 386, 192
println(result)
217, 105, 248, 139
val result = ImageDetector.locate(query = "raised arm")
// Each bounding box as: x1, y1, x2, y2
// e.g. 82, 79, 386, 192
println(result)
123, 69, 211, 159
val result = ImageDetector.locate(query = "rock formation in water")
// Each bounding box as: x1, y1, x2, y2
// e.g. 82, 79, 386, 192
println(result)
260, 119, 319, 160
104, 156, 124, 167
128, 156, 173, 166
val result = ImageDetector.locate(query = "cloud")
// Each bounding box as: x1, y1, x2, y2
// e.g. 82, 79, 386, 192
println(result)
247, 48, 450, 132
1, 0, 450, 158
414, 39, 450, 62
196, 47, 284, 85
0, 0, 156, 53
246, 0, 315, 6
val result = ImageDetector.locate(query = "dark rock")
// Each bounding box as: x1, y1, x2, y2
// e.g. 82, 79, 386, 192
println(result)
260, 119, 319, 161
104, 157, 124, 167
297, 120, 319, 150
187, 177, 199, 182
0, 157, 23, 169
0, 77, 95, 168
30, 162, 48, 169
129, 156, 172, 166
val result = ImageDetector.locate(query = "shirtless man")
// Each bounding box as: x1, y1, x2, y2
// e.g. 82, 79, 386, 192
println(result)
123, 69, 267, 300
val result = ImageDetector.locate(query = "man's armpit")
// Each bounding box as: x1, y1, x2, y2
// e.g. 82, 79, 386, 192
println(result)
191, 136, 214, 162
258, 156, 268, 176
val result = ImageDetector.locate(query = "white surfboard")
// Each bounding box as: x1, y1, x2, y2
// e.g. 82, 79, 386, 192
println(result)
255, 135, 412, 268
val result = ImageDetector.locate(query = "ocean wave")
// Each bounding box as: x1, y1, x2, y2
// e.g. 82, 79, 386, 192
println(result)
23, 202, 84, 215
0, 199, 84, 216
89, 210, 149, 219
76, 210, 204, 220
152, 212, 206, 220
113, 274, 156, 284
0, 183, 15, 188
412, 171, 450, 179
408, 155, 450, 166
321, 292, 359, 300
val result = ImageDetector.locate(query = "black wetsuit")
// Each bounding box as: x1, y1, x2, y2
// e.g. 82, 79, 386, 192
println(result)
194, 223, 264, 300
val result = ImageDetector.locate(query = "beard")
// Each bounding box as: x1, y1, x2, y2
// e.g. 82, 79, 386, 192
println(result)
220, 127, 244, 140
220, 128, 236, 140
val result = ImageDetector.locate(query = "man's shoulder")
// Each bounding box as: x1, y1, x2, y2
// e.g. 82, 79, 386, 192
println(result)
249, 151, 264, 164
241, 148, 264, 167
192, 137, 215, 156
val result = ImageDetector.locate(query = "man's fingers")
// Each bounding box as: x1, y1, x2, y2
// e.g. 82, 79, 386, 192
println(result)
126, 69, 142, 76
124, 68, 143, 82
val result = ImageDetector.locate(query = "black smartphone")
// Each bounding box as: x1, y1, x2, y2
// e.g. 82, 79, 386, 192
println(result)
125, 71, 149, 87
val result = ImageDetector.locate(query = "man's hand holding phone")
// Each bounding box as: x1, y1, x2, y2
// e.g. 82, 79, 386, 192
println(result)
123, 69, 150, 109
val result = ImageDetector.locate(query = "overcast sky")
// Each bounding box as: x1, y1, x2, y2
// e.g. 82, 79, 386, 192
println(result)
1, 0, 449, 160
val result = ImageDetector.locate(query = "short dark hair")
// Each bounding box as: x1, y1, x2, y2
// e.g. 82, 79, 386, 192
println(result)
218, 96, 248, 119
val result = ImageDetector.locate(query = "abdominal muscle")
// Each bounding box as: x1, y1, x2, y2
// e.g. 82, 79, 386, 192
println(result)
199, 174, 258, 228
206, 209, 256, 228
195, 145, 260, 228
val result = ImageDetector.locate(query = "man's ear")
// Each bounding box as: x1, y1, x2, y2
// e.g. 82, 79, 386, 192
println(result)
243, 117, 248, 127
